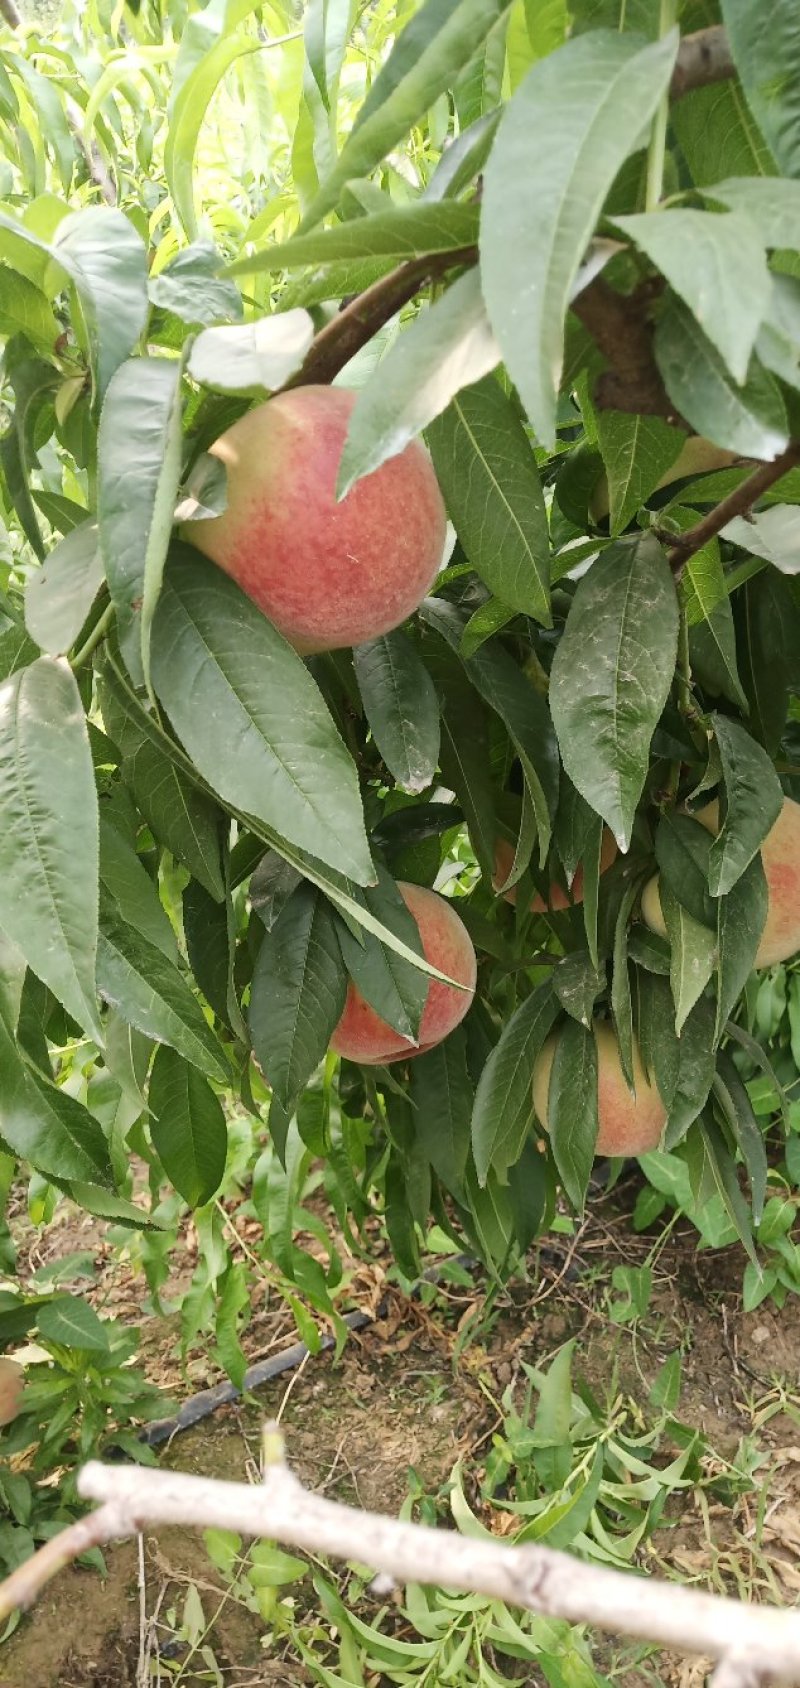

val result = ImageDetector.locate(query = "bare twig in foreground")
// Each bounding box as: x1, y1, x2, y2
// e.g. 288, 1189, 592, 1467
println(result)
0, 1431, 798, 1682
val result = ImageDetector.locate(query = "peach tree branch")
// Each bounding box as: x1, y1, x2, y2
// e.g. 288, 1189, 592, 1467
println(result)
663, 443, 800, 576
1, 1431, 799, 1683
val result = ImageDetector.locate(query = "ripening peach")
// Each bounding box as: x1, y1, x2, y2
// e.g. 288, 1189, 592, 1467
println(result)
185, 385, 447, 652
330, 881, 476, 1065
533, 1020, 667, 1158
641, 796, 800, 969
493, 829, 617, 912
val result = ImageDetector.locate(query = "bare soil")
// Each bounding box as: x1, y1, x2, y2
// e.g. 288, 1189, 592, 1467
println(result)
2, 1184, 799, 1688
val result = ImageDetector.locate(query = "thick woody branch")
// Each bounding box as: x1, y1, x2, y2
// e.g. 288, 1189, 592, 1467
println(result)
664, 442, 800, 575
2, 1439, 798, 1683
570, 277, 679, 421
670, 26, 735, 102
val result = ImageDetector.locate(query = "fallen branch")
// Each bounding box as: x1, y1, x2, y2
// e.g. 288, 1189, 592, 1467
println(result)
1, 1431, 799, 1683
664, 442, 800, 575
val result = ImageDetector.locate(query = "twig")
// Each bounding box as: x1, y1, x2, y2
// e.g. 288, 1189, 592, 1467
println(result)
0, 1437, 796, 1680
669, 26, 735, 102
664, 443, 800, 576
284, 245, 477, 389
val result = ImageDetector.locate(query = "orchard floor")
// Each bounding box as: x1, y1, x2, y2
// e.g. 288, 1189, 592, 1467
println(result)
2, 1180, 800, 1688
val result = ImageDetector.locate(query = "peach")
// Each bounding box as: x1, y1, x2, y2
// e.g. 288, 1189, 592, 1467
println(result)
493, 829, 617, 912
533, 1021, 666, 1157
0, 1357, 23, 1427
641, 796, 800, 969
185, 385, 447, 652
330, 881, 476, 1065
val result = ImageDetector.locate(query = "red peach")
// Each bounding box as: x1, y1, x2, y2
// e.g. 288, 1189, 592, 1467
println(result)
330, 881, 476, 1065
533, 1021, 666, 1158
185, 385, 446, 652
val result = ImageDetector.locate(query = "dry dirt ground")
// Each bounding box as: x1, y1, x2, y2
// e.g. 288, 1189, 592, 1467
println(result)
1, 1182, 799, 1688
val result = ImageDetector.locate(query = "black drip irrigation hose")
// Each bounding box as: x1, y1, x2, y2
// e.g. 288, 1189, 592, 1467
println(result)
137, 1239, 580, 1450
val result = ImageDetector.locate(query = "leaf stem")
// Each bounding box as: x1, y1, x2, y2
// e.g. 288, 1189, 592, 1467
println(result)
645, 0, 678, 211
70, 602, 115, 670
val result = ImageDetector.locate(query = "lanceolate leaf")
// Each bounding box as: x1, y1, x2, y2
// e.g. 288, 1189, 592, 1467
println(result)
0, 1013, 111, 1185
720, 0, 800, 178
0, 658, 101, 1041
549, 534, 679, 851
249, 884, 347, 1115
654, 300, 788, 459
427, 375, 551, 622
708, 715, 783, 896
703, 177, 800, 249
229, 202, 480, 274
188, 314, 314, 393
353, 632, 440, 795
24, 520, 104, 656
52, 208, 149, 404
98, 357, 185, 693
97, 898, 227, 1084
481, 28, 677, 447
410, 1025, 472, 1195
548, 1018, 598, 1212
594, 412, 685, 537
99, 816, 180, 966
38, 1296, 109, 1353
337, 270, 499, 495
149, 1045, 228, 1208
611, 209, 770, 384
149, 241, 243, 326
302, 0, 515, 226
335, 869, 427, 1045
715, 853, 768, 1043
660, 879, 716, 1037
150, 549, 374, 887
472, 983, 558, 1183
664, 997, 716, 1148
698, 1114, 758, 1267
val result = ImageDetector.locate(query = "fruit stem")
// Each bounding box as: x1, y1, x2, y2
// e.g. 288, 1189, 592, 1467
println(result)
644, 0, 677, 212
69, 601, 115, 671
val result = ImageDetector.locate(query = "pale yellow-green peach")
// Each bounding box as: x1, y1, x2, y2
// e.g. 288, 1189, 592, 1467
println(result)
533, 1021, 667, 1158
641, 796, 800, 969
185, 385, 447, 653
492, 830, 618, 912
330, 881, 477, 1065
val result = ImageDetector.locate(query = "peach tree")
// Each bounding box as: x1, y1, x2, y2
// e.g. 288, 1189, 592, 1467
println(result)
0, 0, 799, 1346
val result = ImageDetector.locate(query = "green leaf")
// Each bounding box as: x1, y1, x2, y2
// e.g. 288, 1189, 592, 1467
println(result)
229, 202, 480, 274
611, 210, 770, 385
594, 411, 685, 537
715, 854, 768, 1043
353, 631, 439, 794
187, 313, 314, 394
249, 884, 347, 1115
738, 570, 800, 754
704, 177, 800, 248
0, 267, 58, 352
166, 29, 281, 242
184, 877, 245, 1039
149, 241, 243, 326
52, 208, 149, 404
720, 0, 800, 177
0, 627, 39, 683
682, 538, 747, 712
532, 1338, 575, 1446
97, 898, 227, 1084
422, 596, 559, 860
335, 869, 426, 1045
636, 971, 679, 1110
664, 997, 716, 1148
547, 1018, 598, 1211
337, 270, 499, 496
99, 816, 180, 966
98, 357, 185, 693
150, 549, 374, 887
24, 520, 103, 657
481, 28, 677, 447
427, 375, 551, 622
698, 1114, 758, 1267
436, 661, 495, 882
302, 0, 515, 225
659, 879, 716, 1037
553, 952, 604, 1029
37, 1295, 109, 1353
671, 79, 776, 188
549, 534, 679, 851
654, 300, 788, 459
0, 1013, 111, 1185
472, 983, 558, 1183
98, 660, 225, 903
655, 811, 715, 928
0, 658, 100, 1041
410, 1025, 472, 1195
708, 715, 783, 896
149, 1045, 228, 1209
713, 1051, 767, 1224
